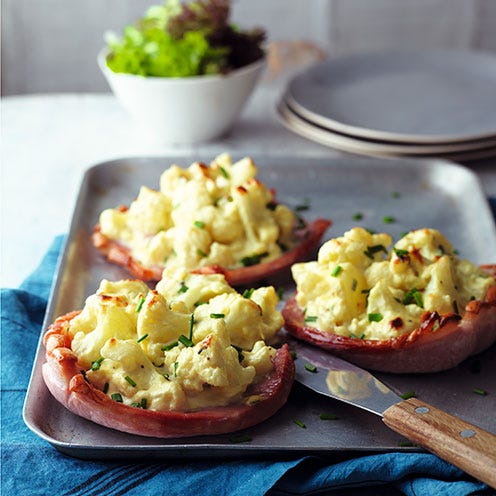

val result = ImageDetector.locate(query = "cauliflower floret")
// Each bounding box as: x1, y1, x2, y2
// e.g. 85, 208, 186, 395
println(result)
241, 340, 276, 380
162, 327, 257, 410
87, 338, 187, 411
249, 286, 284, 343
70, 295, 137, 368
293, 260, 367, 331
99, 208, 129, 242
317, 227, 391, 270
193, 293, 266, 349
136, 290, 191, 364
126, 186, 172, 235
156, 267, 235, 313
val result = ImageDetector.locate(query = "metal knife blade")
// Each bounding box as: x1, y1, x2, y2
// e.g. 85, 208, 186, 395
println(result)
285, 335, 496, 489
288, 335, 401, 416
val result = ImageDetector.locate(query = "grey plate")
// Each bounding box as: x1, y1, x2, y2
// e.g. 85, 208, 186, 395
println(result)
288, 51, 496, 144
23, 155, 496, 460
277, 99, 496, 161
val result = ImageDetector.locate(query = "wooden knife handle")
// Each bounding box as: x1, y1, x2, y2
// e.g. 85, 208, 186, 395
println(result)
383, 397, 496, 488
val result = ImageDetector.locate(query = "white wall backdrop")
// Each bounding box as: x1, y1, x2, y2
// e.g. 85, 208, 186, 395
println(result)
2, 0, 496, 95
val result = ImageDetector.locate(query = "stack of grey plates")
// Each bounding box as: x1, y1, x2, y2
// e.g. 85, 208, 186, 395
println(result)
277, 50, 496, 161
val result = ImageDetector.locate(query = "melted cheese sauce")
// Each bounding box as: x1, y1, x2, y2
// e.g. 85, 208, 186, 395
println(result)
99, 154, 296, 271
292, 227, 494, 340
68, 273, 282, 411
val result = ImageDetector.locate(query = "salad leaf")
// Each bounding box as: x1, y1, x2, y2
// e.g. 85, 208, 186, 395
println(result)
105, 0, 265, 77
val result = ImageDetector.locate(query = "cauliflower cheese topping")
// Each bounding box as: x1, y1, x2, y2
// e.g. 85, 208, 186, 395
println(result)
292, 227, 494, 340
66, 270, 283, 412
98, 154, 296, 273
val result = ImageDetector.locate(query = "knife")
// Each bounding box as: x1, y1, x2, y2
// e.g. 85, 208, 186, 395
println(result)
286, 336, 496, 488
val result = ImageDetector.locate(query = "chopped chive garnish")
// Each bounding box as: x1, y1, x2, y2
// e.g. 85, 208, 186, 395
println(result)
140, 398, 147, 409
277, 287, 284, 300
295, 197, 310, 211
295, 213, 306, 230
349, 332, 365, 339
240, 252, 268, 267
295, 205, 310, 212
403, 288, 423, 308
125, 375, 137, 387
290, 351, 297, 360
331, 265, 342, 277
210, 313, 225, 319
243, 288, 255, 299
368, 312, 383, 322
293, 419, 306, 428
189, 314, 194, 340
137, 333, 148, 344
111, 393, 123, 402
361, 288, 371, 305
400, 390, 416, 400
351, 278, 358, 291
194, 220, 206, 229
103, 382, 109, 394
178, 282, 189, 294
473, 387, 488, 396
173, 362, 179, 377
219, 166, 230, 179
178, 334, 194, 347
136, 297, 145, 313
266, 201, 277, 211
391, 191, 401, 199
229, 434, 252, 443
319, 413, 339, 420
197, 249, 207, 258
364, 244, 387, 259
162, 340, 178, 351
352, 212, 363, 221
91, 357, 104, 371
383, 215, 396, 223
394, 248, 409, 258
304, 363, 317, 373
304, 315, 318, 323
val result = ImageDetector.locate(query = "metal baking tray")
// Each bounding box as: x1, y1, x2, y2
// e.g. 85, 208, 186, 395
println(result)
23, 155, 496, 459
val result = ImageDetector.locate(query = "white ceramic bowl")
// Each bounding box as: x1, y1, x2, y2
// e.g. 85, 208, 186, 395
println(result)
98, 50, 265, 143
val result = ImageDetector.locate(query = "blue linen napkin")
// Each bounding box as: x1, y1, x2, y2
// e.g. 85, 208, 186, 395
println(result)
1, 234, 494, 496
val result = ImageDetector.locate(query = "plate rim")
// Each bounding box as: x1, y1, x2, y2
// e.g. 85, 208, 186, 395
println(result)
277, 99, 496, 161
287, 49, 496, 144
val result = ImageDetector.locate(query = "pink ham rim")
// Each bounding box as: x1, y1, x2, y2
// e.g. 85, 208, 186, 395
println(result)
42, 311, 295, 438
92, 215, 331, 285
